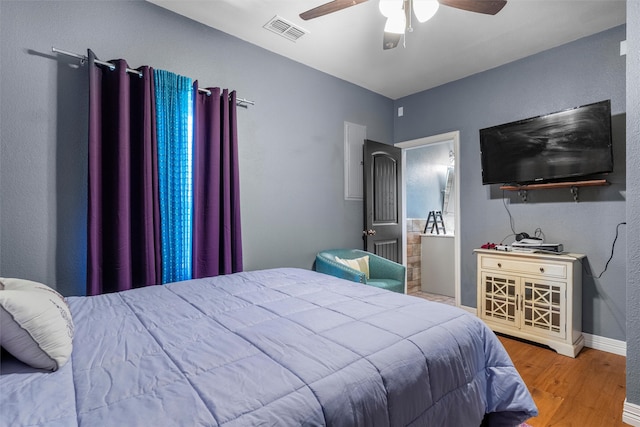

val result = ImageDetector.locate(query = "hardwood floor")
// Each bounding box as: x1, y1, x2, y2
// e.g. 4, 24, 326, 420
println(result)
498, 335, 627, 427
409, 292, 627, 425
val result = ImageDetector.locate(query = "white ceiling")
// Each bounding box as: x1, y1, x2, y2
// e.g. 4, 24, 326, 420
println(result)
147, 0, 626, 100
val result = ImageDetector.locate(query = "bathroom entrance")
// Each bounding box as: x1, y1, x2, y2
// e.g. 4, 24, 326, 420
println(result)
397, 131, 460, 305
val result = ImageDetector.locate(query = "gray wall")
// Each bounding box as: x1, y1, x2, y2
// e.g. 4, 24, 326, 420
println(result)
0, 0, 393, 296
394, 26, 627, 342
626, 0, 639, 407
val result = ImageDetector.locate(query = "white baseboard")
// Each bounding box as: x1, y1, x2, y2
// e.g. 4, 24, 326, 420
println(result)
583, 332, 626, 356
623, 399, 640, 426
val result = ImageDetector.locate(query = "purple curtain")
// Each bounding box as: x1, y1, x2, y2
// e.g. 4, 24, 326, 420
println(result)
193, 85, 243, 277
87, 50, 162, 295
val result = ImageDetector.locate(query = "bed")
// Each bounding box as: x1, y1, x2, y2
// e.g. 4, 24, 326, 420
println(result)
1, 268, 537, 426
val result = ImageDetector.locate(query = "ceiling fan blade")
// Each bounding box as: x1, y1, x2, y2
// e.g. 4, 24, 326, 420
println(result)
383, 32, 402, 50
300, 0, 368, 20
438, 0, 507, 15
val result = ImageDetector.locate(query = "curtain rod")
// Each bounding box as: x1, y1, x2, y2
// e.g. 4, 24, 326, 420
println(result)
51, 47, 255, 107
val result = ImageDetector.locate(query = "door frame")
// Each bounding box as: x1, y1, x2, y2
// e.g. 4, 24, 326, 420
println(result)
396, 131, 461, 306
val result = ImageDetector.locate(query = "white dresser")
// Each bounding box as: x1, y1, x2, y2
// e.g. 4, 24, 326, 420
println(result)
475, 249, 585, 357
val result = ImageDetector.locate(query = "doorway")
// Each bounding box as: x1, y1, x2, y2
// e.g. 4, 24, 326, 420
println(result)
396, 131, 461, 306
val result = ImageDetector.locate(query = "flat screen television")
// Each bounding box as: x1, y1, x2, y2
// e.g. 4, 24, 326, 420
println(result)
479, 100, 613, 185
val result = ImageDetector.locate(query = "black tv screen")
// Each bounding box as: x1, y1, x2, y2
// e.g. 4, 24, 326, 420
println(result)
479, 100, 613, 185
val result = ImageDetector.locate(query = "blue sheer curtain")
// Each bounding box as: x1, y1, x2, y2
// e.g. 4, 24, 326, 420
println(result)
154, 70, 193, 283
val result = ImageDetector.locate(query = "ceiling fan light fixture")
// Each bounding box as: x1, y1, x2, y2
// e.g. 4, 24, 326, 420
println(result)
384, 11, 406, 34
413, 0, 439, 23
379, 0, 403, 18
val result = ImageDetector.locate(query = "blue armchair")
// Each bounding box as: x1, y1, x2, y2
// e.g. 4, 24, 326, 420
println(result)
315, 249, 406, 294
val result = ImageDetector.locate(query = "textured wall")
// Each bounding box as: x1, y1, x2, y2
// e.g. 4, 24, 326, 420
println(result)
394, 26, 627, 341
625, 0, 640, 406
0, 0, 393, 295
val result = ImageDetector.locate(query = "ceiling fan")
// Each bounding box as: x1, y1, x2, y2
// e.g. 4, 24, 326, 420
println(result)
300, 0, 507, 50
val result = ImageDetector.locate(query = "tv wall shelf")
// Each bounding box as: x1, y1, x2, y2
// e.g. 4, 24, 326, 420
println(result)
500, 179, 609, 202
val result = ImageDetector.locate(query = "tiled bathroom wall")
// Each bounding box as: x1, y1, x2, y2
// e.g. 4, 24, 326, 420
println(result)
406, 218, 426, 295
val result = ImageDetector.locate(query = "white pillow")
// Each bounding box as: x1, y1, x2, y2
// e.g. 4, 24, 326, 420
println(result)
335, 255, 370, 279
0, 278, 74, 370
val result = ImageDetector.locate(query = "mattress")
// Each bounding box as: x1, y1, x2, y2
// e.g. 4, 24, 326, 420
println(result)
1, 268, 537, 426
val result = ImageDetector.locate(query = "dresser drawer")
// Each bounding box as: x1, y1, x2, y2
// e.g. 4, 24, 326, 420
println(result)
480, 255, 567, 279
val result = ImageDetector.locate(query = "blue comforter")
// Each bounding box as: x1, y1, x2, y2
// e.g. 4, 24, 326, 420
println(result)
1, 268, 537, 426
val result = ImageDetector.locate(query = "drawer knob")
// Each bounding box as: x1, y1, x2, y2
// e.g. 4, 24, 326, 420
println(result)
497, 263, 502, 268
540, 267, 545, 273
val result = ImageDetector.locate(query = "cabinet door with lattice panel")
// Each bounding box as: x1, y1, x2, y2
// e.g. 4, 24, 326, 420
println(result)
521, 279, 566, 339
481, 272, 520, 329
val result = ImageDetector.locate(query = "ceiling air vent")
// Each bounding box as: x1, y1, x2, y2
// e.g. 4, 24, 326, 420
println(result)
264, 16, 309, 42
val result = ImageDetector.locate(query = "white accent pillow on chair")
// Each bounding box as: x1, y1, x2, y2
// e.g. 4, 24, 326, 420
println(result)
335, 255, 370, 279
0, 278, 74, 371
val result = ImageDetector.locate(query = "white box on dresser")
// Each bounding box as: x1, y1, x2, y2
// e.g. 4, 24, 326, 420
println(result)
474, 248, 585, 357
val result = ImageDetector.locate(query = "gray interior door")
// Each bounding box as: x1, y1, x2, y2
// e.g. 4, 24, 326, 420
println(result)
363, 139, 403, 263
